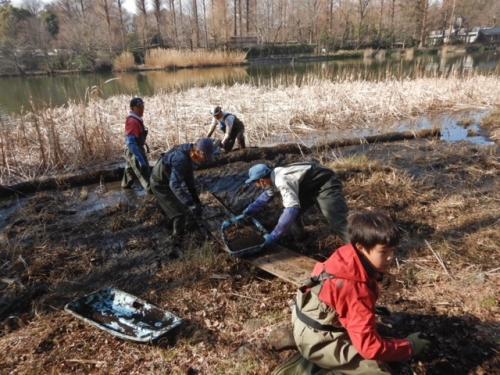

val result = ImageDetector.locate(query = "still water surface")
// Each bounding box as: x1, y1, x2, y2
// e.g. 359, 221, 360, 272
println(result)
1, 52, 499, 114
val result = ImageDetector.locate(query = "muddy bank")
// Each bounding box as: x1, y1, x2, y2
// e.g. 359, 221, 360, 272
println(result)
0, 128, 440, 199
0, 138, 498, 374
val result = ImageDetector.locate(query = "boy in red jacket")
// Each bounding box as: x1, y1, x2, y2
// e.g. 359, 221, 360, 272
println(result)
275, 211, 429, 374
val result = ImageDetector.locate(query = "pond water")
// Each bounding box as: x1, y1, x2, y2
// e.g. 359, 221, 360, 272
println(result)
0, 51, 499, 114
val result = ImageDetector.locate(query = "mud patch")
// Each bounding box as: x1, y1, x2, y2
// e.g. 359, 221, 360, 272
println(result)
224, 224, 263, 251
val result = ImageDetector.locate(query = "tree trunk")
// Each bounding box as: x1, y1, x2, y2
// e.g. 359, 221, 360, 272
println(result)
233, 0, 237, 36
153, 0, 163, 47
418, 0, 428, 47
170, 0, 179, 47
202, 0, 209, 47
192, 0, 200, 47
101, 0, 113, 52
116, 0, 127, 50
246, 0, 250, 35
378, 0, 384, 42
390, 0, 396, 45
179, 0, 185, 47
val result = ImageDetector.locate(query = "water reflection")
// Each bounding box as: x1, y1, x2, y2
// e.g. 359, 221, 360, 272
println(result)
0, 51, 499, 114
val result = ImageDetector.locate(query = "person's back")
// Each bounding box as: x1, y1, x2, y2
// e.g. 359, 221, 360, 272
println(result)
281, 211, 430, 375
207, 106, 246, 152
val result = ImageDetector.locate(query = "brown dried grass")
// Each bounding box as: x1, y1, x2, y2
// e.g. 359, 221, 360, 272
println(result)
2, 76, 500, 184
144, 48, 247, 69
112, 51, 135, 72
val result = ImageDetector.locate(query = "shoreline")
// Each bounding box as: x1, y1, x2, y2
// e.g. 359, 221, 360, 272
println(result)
0, 47, 452, 78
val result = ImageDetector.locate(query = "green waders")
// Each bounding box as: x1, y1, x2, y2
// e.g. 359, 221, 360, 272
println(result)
122, 147, 150, 191
299, 167, 348, 241
149, 158, 186, 234
273, 274, 391, 375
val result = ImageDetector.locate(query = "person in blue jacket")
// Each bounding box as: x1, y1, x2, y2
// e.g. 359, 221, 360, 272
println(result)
223, 162, 348, 249
150, 138, 214, 239
121, 97, 150, 191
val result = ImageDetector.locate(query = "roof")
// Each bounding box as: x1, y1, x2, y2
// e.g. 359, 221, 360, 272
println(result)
479, 27, 500, 36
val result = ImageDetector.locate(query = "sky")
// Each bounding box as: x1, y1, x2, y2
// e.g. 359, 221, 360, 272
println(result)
11, 0, 137, 13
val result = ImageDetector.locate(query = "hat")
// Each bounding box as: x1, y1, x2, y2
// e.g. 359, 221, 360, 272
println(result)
245, 164, 271, 184
130, 97, 144, 108
211, 106, 222, 116
195, 138, 215, 161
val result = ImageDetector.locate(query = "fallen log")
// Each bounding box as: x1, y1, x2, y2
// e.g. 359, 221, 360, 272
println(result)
0, 128, 440, 198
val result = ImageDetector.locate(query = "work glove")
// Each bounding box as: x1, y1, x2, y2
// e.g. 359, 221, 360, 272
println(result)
407, 332, 431, 357
189, 203, 203, 216
260, 233, 276, 249
222, 214, 246, 230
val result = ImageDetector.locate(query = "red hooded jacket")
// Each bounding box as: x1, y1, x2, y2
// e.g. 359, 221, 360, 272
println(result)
312, 243, 414, 362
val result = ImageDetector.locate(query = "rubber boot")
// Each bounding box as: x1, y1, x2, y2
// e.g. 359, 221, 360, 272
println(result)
172, 215, 185, 239
272, 353, 319, 375
267, 322, 296, 351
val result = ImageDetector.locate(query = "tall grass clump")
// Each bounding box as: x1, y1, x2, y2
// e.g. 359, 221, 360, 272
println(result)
144, 48, 247, 69
1, 75, 500, 184
113, 51, 136, 72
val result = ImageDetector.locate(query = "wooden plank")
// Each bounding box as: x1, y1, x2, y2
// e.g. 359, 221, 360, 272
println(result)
198, 192, 316, 286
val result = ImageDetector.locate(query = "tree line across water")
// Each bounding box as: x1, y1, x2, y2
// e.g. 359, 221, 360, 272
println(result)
0, 0, 499, 75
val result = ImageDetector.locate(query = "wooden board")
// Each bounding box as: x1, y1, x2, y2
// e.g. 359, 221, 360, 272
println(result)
198, 192, 316, 286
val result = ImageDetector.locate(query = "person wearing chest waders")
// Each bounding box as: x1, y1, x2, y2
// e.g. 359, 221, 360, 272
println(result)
223, 162, 348, 249
121, 97, 150, 191
273, 211, 430, 374
206, 106, 246, 152
150, 138, 214, 241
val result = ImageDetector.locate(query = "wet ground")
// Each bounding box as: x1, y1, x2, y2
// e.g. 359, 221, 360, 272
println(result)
263, 110, 495, 148
0, 138, 498, 374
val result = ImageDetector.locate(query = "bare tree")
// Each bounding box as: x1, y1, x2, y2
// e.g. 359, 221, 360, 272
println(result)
169, 0, 179, 47
192, 0, 200, 47
377, 0, 384, 41
202, 0, 208, 46
136, 0, 147, 50
152, 0, 163, 46
389, 0, 396, 44
417, 0, 429, 47
116, 0, 126, 50
100, 0, 113, 51
357, 0, 371, 47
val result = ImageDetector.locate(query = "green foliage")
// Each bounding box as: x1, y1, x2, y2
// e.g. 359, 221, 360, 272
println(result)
42, 11, 59, 38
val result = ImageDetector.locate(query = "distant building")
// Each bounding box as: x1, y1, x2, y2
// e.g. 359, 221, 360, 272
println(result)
476, 27, 500, 44
427, 26, 500, 46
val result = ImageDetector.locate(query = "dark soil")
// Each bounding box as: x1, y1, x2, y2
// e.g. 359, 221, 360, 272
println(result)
224, 224, 263, 251
0, 139, 498, 374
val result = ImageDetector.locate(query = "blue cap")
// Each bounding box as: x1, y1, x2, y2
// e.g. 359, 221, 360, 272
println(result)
245, 164, 271, 184
195, 138, 215, 161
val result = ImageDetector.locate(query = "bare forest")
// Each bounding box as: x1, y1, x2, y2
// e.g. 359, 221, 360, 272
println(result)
1, 0, 500, 74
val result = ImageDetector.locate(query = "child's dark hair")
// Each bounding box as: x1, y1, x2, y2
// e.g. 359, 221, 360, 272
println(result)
347, 210, 400, 250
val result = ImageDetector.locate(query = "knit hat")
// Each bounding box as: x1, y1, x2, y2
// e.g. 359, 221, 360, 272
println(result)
195, 138, 215, 161
130, 97, 144, 108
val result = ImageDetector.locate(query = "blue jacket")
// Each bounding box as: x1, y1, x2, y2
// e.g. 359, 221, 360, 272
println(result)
161, 143, 200, 207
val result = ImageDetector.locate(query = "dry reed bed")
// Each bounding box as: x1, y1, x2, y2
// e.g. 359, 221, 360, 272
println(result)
113, 48, 247, 72
1, 76, 500, 184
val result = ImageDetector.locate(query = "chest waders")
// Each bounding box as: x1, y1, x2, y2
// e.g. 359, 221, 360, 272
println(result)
292, 273, 361, 370
291, 275, 392, 375
221, 113, 246, 151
